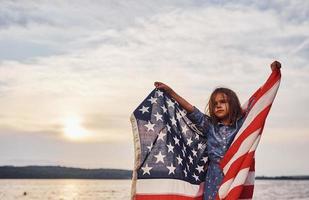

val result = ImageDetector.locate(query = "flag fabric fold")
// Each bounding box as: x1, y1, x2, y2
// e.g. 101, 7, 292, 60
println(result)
131, 68, 281, 200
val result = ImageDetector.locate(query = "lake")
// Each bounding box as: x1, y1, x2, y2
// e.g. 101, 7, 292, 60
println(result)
0, 179, 308, 199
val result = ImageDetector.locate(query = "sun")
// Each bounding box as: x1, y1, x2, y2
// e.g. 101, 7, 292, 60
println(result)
63, 116, 89, 141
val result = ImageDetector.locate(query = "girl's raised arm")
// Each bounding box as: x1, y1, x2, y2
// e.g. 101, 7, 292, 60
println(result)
154, 82, 194, 113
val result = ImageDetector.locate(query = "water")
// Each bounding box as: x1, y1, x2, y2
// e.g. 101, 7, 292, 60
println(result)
0, 179, 308, 200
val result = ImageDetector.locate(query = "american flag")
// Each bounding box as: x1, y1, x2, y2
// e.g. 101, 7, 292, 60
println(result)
131, 68, 281, 200
217, 68, 281, 200
130, 89, 208, 200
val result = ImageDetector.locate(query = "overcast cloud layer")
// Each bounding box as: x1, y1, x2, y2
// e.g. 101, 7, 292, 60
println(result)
0, 0, 308, 175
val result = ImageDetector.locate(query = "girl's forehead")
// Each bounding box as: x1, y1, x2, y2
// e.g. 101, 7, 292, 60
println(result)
214, 92, 228, 100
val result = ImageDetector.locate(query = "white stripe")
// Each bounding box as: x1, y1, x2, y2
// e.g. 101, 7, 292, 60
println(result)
232, 81, 280, 143
223, 130, 260, 174
244, 171, 255, 185
136, 179, 204, 197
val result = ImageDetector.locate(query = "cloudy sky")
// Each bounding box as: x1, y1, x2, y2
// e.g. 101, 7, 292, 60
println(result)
0, 0, 308, 176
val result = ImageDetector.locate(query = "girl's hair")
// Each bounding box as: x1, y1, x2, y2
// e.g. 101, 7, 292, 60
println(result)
206, 87, 243, 125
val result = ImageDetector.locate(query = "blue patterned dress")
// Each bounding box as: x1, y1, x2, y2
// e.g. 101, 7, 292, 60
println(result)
187, 106, 244, 200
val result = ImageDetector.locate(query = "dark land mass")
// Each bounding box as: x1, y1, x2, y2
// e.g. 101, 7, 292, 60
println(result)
0, 166, 132, 179
0, 166, 308, 180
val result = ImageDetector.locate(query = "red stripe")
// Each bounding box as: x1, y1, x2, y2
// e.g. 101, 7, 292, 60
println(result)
220, 105, 271, 169
223, 184, 254, 200
239, 185, 254, 199
134, 194, 203, 200
246, 69, 281, 111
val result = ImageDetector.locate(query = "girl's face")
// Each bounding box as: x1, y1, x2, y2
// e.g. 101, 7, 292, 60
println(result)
214, 93, 230, 121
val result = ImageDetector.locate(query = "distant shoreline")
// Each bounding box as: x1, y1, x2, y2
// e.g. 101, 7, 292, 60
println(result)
1, 166, 308, 180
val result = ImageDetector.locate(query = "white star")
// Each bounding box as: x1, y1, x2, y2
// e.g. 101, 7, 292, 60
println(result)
157, 130, 166, 141
182, 149, 186, 157
173, 136, 180, 146
147, 96, 157, 104
170, 117, 177, 126
176, 112, 182, 120
193, 173, 199, 181
167, 143, 174, 153
154, 151, 165, 163
161, 105, 167, 113
156, 90, 164, 97
192, 149, 197, 157
181, 125, 189, 134
144, 121, 155, 132
139, 106, 149, 114
188, 155, 193, 164
153, 112, 163, 121
195, 134, 200, 140
202, 156, 208, 163
183, 169, 188, 177
176, 155, 183, 165
166, 124, 171, 132
197, 143, 203, 150
147, 143, 153, 151
142, 164, 152, 175
187, 137, 193, 146
166, 99, 174, 108
196, 165, 204, 173
166, 163, 176, 175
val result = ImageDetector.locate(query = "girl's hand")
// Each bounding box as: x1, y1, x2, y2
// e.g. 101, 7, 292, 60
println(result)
154, 82, 173, 94
271, 61, 281, 71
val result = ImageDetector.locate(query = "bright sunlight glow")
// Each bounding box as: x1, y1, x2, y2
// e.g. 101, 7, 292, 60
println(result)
63, 116, 90, 141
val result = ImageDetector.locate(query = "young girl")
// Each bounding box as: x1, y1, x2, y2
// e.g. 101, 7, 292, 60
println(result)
154, 61, 281, 200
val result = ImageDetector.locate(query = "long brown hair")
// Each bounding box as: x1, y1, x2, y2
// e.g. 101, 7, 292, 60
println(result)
206, 87, 243, 125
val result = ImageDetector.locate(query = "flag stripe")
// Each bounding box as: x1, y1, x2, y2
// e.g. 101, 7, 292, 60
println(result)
217, 69, 281, 200
136, 179, 204, 196
135, 194, 203, 200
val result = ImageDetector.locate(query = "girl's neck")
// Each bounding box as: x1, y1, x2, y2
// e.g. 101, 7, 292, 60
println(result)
219, 119, 231, 126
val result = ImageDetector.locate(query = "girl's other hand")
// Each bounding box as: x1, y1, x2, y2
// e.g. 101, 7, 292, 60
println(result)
271, 60, 281, 71
154, 82, 173, 94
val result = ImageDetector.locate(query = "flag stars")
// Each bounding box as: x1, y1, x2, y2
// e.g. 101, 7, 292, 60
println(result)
166, 124, 171, 132
173, 136, 180, 146
170, 117, 177, 126
183, 169, 188, 177
154, 112, 163, 121
161, 105, 167, 113
144, 121, 155, 132
176, 155, 183, 165
196, 165, 204, 173
166, 99, 175, 108
156, 90, 164, 97
188, 155, 193, 164
167, 143, 174, 153
147, 143, 153, 151
141, 164, 152, 175
148, 96, 158, 104
197, 143, 204, 150
193, 173, 200, 181
139, 106, 149, 114
157, 130, 166, 141
166, 163, 176, 175
181, 125, 189, 134
154, 151, 166, 163
202, 156, 208, 163
187, 137, 193, 146
192, 149, 197, 157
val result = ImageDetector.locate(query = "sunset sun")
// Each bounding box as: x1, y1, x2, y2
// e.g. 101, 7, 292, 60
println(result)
63, 116, 89, 141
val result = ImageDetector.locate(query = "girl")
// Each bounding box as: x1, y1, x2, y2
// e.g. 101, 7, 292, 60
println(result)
154, 61, 281, 200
